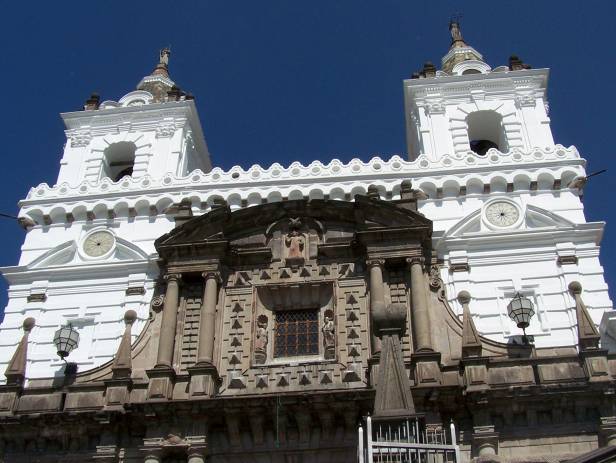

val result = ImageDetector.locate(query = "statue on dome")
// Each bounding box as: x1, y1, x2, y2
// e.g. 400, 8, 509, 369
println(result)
449, 16, 465, 44
159, 47, 170, 66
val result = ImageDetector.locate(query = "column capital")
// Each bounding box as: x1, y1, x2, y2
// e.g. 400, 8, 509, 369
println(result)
187, 448, 207, 463
202, 271, 221, 282
142, 454, 161, 463
406, 256, 425, 266
366, 258, 385, 268
165, 273, 182, 283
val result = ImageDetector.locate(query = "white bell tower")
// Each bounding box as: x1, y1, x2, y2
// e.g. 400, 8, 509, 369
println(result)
57, 48, 211, 187
403, 20, 554, 161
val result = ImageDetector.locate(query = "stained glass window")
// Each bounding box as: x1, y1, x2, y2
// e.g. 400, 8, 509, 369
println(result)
274, 309, 319, 357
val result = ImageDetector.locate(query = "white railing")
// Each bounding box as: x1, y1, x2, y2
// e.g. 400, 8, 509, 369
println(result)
359, 416, 461, 463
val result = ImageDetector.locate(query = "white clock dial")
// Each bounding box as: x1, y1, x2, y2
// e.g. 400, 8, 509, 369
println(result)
485, 201, 520, 228
83, 231, 115, 257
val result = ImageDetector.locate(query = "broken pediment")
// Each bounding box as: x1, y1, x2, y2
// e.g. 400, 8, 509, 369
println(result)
155, 197, 432, 252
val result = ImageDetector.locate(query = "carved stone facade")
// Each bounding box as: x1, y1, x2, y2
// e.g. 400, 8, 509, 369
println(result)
0, 21, 615, 463
0, 197, 614, 462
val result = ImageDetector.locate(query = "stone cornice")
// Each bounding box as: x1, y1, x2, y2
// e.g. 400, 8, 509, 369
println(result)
61, 100, 197, 131
19, 146, 584, 225
0, 258, 156, 285
405, 68, 549, 102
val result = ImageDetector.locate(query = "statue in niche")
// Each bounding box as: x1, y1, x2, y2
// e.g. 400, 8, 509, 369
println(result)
253, 315, 268, 365
322, 311, 335, 359
284, 218, 306, 267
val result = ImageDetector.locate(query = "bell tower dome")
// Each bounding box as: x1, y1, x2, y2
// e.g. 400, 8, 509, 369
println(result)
403, 20, 554, 161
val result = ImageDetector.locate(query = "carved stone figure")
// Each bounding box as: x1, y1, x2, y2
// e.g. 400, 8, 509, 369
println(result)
322, 314, 335, 359
253, 315, 268, 364
159, 48, 170, 66
284, 219, 306, 266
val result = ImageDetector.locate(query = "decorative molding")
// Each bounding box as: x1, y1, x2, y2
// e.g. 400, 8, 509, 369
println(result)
125, 286, 146, 296
425, 100, 446, 114
449, 262, 470, 273
21, 146, 583, 225
557, 255, 578, 266
26, 293, 47, 303
155, 121, 176, 138
66, 129, 92, 148
515, 94, 536, 107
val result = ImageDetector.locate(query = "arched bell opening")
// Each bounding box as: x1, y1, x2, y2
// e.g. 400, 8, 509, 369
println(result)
102, 141, 136, 182
466, 110, 507, 156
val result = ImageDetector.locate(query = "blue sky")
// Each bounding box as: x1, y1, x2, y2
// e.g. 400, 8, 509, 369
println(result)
0, 1, 615, 313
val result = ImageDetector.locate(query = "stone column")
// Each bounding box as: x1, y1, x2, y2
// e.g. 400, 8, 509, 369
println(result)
196, 271, 219, 366
367, 259, 385, 356
156, 273, 181, 368
187, 450, 206, 463
408, 257, 432, 352
601, 419, 616, 446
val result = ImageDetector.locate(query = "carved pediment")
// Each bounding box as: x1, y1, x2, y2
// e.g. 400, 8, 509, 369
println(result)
155, 197, 432, 264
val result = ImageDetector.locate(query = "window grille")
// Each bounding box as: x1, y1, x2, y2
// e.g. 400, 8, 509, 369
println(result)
274, 309, 319, 357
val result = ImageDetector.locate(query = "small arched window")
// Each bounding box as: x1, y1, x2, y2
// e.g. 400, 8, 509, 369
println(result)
466, 110, 507, 156
102, 142, 136, 181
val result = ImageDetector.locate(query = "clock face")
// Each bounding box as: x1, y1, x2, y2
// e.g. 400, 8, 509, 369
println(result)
83, 231, 115, 257
485, 201, 520, 228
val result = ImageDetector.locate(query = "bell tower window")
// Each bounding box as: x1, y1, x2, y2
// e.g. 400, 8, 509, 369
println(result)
102, 142, 136, 182
466, 110, 507, 156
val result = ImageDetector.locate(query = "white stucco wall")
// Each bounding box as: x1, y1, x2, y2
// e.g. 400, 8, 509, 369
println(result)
0, 67, 613, 383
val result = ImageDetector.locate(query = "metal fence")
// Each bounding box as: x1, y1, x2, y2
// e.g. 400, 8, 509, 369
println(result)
358, 416, 461, 463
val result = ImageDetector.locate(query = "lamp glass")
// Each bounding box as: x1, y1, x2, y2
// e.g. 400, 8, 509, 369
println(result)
53, 323, 80, 359
507, 293, 535, 329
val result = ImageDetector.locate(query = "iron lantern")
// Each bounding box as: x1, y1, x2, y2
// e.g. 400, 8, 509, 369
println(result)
507, 292, 535, 335
53, 323, 80, 360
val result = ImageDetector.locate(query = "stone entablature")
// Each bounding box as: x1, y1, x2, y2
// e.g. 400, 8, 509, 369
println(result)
20, 145, 583, 225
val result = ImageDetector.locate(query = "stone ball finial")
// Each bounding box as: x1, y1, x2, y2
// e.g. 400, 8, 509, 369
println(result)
568, 281, 582, 295
400, 179, 413, 190
457, 291, 471, 305
124, 310, 138, 325
22, 317, 35, 332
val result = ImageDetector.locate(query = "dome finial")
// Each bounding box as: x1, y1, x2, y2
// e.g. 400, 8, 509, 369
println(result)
449, 15, 467, 47
159, 47, 170, 66
151, 47, 171, 77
